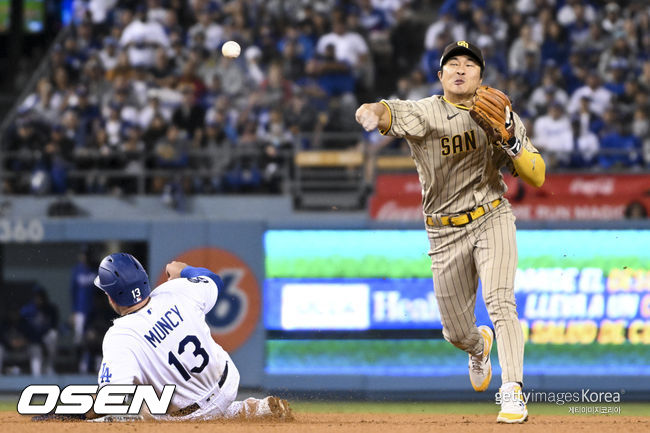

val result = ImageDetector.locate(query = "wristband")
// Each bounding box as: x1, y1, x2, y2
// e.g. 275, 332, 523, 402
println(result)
503, 137, 522, 157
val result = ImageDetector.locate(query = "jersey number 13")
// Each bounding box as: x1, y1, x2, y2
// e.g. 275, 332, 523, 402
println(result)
167, 335, 209, 381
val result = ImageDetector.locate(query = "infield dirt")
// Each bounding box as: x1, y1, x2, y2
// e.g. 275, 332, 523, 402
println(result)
2, 412, 649, 432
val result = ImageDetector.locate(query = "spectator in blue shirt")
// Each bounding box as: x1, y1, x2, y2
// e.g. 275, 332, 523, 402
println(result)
420, 34, 446, 83
603, 62, 628, 96
312, 44, 356, 97
357, 0, 389, 33
541, 21, 569, 66
277, 26, 315, 62
598, 109, 642, 169
561, 51, 588, 95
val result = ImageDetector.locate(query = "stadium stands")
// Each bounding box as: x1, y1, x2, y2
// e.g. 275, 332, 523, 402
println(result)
0, 0, 647, 202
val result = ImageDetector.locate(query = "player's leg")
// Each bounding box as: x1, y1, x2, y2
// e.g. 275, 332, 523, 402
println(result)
72, 312, 85, 345
429, 227, 494, 392
428, 227, 483, 356
72, 312, 87, 372
473, 202, 527, 422
474, 204, 523, 385
221, 359, 292, 420
42, 329, 58, 375
225, 396, 293, 420
28, 344, 42, 376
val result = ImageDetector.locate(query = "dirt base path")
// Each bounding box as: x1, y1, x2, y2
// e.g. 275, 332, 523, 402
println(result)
2, 412, 648, 433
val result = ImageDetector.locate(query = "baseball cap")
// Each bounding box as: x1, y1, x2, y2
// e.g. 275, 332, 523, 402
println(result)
440, 40, 485, 72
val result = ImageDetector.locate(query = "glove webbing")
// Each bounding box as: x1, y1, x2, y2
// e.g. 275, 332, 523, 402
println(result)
473, 92, 510, 123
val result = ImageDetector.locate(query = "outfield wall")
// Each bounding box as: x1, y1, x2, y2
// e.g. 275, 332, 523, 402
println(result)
1, 210, 649, 398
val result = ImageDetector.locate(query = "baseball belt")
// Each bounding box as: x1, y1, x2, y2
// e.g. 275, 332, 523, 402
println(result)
169, 361, 229, 417
426, 199, 501, 227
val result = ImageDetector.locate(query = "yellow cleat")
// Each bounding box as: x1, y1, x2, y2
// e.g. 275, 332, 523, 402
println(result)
497, 384, 528, 424
468, 325, 493, 392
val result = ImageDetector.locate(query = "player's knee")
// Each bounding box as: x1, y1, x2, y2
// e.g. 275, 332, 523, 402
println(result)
443, 329, 476, 351
484, 290, 518, 320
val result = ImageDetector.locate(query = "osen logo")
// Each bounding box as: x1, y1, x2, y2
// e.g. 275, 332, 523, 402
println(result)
158, 247, 261, 352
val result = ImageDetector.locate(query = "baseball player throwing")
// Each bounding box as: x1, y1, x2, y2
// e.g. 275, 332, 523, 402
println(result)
355, 41, 545, 423
91, 252, 292, 421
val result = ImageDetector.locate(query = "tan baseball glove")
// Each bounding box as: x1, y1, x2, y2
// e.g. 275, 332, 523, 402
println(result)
469, 86, 522, 157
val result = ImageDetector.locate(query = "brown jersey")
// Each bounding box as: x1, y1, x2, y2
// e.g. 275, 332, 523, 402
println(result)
380, 95, 538, 215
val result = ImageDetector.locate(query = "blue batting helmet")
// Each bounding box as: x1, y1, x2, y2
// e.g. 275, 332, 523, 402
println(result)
94, 253, 151, 307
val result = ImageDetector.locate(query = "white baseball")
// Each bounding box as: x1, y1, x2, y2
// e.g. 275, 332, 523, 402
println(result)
221, 41, 241, 58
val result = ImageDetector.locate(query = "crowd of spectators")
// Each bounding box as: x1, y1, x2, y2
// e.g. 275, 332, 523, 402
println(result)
2, 0, 649, 197
424, 0, 649, 170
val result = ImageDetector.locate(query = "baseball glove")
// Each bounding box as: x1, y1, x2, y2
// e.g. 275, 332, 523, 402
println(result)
469, 86, 514, 143
469, 86, 522, 157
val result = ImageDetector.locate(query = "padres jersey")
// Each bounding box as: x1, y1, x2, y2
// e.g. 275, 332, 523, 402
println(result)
97, 276, 228, 412
380, 96, 537, 215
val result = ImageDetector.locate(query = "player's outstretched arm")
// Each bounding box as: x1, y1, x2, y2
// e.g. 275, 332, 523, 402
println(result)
165, 260, 224, 294
355, 102, 390, 132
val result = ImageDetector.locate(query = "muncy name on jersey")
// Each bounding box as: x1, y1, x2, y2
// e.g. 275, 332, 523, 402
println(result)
143, 305, 184, 348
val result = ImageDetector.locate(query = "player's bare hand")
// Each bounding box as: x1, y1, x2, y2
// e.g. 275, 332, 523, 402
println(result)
355, 104, 380, 131
166, 261, 188, 280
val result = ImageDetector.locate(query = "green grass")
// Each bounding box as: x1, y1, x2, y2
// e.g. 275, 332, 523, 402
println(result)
291, 401, 650, 416
266, 256, 647, 278
0, 399, 646, 416
267, 340, 650, 372
0, 402, 15, 411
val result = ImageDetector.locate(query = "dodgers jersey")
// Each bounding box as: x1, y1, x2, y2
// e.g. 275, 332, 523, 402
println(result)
97, 273, 228, 412
380, 96, 538, 215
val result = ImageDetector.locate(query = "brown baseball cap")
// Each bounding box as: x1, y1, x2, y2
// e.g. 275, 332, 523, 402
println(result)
440, 41, 485, 72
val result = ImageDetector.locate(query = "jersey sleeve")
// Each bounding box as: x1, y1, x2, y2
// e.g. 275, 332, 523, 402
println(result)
97, 328, 143, 387
380, 99, 433, 139
178, 266, 222, 314
513, 111, 539, 154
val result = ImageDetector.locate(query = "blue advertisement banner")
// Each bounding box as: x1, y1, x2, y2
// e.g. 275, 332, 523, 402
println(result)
265, 277, 650, 337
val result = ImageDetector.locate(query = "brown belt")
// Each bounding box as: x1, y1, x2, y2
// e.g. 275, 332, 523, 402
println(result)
169, 361, 229, 417
426, 199, 501, 227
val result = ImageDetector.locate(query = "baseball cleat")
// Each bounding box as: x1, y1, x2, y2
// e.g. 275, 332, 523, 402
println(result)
468, 325, 493, 392
259, 396, 294, 420
497, 384, 528, 424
